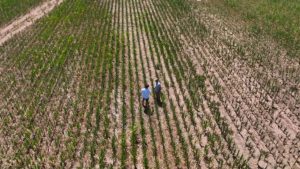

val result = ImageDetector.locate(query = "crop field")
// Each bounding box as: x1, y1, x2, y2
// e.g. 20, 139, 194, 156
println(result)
0, 0, 44, 26
205, 0, 300, 57
0, 0, 299, 168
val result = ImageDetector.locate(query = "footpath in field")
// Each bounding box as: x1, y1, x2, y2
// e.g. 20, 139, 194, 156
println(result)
0, 0, 299, 168
0, 0, 64, 46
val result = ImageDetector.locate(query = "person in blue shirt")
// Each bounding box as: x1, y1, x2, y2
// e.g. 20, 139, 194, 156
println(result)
141, 83, 151, 108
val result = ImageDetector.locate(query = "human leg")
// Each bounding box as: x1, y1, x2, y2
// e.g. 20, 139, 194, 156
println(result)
146, 98, 149, 107
142, 98, 145, 107
156, 92, 161, 103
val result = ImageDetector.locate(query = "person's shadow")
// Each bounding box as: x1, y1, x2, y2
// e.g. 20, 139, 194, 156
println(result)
143, 106, 153, 115
156, 100, 163, 107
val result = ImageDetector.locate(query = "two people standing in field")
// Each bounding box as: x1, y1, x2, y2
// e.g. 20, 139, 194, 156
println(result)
141, 79, 162, 108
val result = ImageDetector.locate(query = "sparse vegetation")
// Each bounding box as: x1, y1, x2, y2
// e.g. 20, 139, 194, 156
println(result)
204, 0, 300, 57
0, 0, 44, 26
0, 0, 299, 168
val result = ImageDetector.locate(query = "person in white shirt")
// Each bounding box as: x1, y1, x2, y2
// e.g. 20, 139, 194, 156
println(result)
154, 79, 162, 103
141, 83, 151, 107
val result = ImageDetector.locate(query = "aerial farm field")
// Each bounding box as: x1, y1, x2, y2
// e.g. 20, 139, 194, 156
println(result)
0, 0, 299, 168
0, 0, 44, 26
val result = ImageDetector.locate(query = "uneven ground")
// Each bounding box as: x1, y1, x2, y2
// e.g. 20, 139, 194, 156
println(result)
203, 0, 300, 57
0, 0, 299, 168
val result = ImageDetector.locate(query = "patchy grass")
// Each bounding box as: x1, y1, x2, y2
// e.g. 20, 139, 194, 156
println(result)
205, 0, 300, 57
0, 0, 44, 26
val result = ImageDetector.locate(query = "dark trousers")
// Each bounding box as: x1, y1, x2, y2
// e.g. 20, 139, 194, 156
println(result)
155, 92, 161, 103
142, 98, 149, 107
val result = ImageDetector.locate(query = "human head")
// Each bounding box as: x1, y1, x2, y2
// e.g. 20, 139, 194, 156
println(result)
155, 79, 159, 83
145, 83, 149, 88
